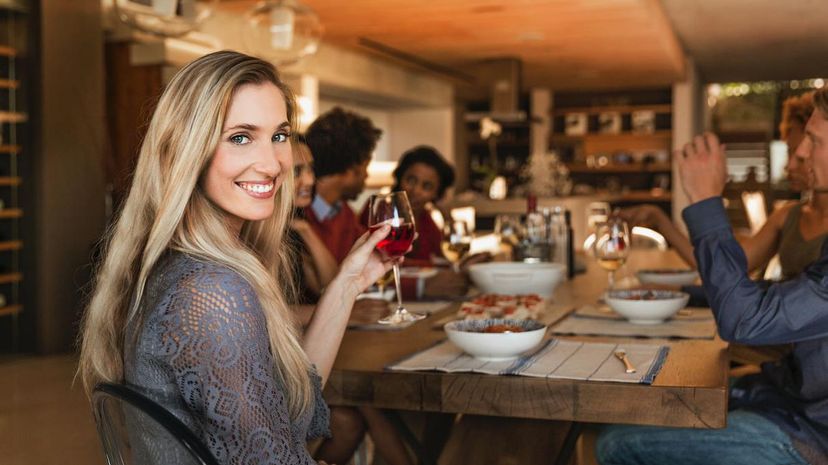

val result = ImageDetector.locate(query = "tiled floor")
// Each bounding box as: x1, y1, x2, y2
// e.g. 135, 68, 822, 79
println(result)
0, 354, 103, 465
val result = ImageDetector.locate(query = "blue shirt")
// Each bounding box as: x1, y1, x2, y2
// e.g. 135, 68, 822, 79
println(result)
311, 194, 341, 221
684, 197, 828, 461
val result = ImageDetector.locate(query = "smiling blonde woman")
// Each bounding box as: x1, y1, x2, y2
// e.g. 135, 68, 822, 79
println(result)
79, 50, 396, 465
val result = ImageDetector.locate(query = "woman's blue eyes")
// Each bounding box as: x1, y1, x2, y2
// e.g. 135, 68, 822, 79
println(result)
230, 134, 250, 145
229, 132, 290, 145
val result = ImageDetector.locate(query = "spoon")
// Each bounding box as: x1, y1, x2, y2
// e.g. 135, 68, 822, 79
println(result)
614, 350, 637, 374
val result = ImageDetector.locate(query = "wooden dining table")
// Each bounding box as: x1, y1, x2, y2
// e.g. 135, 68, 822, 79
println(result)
324, 249, 729, 463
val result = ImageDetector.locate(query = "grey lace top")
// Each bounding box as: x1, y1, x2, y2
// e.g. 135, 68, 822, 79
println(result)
124, 251, 330, 465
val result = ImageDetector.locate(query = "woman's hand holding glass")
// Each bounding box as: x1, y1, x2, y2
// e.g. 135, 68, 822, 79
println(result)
367, 191, 425, 325
337, 224, 399, 300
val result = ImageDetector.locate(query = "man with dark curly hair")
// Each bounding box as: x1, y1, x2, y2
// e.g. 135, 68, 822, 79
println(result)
304, 107, 382, 263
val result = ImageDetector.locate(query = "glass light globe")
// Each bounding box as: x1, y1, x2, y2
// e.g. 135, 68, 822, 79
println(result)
113, 0, 216, 38
243, 0, 324, 65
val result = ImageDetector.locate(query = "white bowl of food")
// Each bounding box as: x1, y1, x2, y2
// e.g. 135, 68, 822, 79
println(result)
444, 319, 547, 361
605, 289, 690, 325
468, 262, 565, 298
637, 269, 698, 287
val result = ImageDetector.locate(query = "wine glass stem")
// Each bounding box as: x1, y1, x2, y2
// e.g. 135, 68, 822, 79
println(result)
392, 263, 404, 312
607, 270, 615, 291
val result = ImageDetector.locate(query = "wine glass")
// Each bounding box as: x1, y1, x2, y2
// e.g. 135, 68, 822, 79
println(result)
367, 191, 425, 325
494, 214, 523, 246
593, 218, 630, 292
441, 220, 472, 271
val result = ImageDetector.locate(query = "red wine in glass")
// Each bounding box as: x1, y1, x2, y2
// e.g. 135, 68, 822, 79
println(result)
370, 222, 415, 259
367, 191, 425, 324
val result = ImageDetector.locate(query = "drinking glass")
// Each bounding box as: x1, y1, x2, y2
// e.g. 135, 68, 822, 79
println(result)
441, 220, 472, 271
367, 191, 425, 324
494, 214, 523, 246
593, 218, 630, 291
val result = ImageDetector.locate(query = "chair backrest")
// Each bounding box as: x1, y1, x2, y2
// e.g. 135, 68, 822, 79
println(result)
92, 383, 219, 465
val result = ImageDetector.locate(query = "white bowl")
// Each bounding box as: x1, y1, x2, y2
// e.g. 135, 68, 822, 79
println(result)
605, 289, 690, 325
468, 262, 565, 298
444, 319, 547, 361
637, 269, 698, 287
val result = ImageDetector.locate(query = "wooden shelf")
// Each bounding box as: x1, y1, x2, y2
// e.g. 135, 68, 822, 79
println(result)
0, 79, 19, 89
0, 272, 21, 284
553, 104, 672, 116
552, 130, 672, 142
0, 145, 20, 154
0, 45, 16, 57
0, 240, 22, 251
0, 304, 21, 317
0, 208, 22, 218
615, 190, 672, 202
567, 162, 671, 174
0, 111, 27, 124
0, 177, 21, 186
0, 0, 28, 13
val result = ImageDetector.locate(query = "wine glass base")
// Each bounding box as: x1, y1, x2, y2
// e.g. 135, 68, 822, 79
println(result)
378, 308, 426, 325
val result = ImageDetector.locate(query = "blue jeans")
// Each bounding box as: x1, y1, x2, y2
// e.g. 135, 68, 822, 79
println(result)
595, 410, 809, 465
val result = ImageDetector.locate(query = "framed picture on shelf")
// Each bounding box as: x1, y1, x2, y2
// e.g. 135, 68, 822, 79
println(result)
598, 112, 621, 134
564, 113, 587, 135
632, 110, 656, 134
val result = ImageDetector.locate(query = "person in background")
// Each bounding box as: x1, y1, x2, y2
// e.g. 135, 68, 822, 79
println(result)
620, 92, 823, 279
78, 51, 399, 465
596, 88, 828, 465
304, 107, 377, 264
289, 135, 410, 465
361, 146, 488, 299
289, 135, 337, 304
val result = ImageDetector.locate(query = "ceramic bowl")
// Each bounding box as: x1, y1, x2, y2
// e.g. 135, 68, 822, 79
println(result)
468, 262, 565, 298
636, 269, 698, 286
444, 318, 547, 361
605, 289, 690, 325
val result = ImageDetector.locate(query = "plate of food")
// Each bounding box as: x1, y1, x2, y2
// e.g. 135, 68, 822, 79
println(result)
636, 268, 698, 286
444, 318, 547, 361
605, 289, 689, 324
456, 293, 544, 321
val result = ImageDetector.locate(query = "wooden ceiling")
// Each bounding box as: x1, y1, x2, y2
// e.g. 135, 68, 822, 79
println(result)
217, 0, 828, 90
662, 0, 828, 83
218, 0, 686, 90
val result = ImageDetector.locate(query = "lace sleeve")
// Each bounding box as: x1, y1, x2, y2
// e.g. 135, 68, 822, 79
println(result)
161, 265, 318, 465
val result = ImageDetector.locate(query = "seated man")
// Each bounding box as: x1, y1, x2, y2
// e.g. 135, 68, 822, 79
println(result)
596, 89, 828, 465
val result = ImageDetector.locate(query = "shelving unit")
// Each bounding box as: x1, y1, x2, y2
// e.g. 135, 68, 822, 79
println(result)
0, 1, 27, 349
465, 96, 532, 193
550, 88, 673, 207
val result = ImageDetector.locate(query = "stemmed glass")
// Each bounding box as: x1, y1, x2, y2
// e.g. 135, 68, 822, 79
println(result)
367, 191, 425, 325
593, 217, 630, 292
441, 220, 472, 272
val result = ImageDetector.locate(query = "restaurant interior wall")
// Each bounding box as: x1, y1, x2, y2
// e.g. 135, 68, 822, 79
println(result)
34, 0, 106, 353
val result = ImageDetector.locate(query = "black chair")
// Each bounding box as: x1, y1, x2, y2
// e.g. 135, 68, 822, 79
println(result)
92, 383, 219, 465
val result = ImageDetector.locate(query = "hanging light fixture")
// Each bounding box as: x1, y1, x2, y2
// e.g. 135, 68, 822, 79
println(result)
243, 0, 324, 65
113, 0, 217, 37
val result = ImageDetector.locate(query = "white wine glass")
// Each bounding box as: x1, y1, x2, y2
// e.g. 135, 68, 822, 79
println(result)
593, 218, 630, 292
441, 220, 472, 272
367, 191, 425, 325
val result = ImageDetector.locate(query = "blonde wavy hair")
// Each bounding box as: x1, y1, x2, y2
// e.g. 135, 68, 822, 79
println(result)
79, 51, 313, 418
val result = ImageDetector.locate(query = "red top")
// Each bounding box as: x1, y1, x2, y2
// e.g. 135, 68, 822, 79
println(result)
304, 203, 365, 264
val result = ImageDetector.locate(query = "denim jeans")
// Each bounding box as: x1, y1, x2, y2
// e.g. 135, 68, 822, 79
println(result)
595, 410, 810, 465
